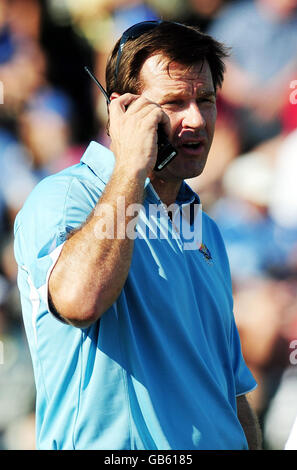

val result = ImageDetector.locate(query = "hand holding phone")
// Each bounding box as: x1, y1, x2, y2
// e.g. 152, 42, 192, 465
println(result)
84, 67, 177, 171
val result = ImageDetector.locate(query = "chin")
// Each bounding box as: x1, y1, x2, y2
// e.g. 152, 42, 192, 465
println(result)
166, 157, 207, 181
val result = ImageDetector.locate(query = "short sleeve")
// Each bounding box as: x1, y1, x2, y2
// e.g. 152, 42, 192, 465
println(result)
229, 317, 257, 396
14, 172, 104, 324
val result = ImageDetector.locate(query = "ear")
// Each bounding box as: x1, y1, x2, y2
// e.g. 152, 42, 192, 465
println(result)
110, 92, 121, 101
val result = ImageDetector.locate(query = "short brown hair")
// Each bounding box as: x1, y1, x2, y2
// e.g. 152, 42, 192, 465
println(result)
105, 21, 229, 98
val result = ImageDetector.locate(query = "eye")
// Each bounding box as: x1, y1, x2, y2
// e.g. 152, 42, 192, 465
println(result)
198, 96, 216, 105
165, 100, 184, 108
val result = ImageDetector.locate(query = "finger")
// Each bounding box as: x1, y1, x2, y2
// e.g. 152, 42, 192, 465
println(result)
128, 101, 162, 122
109, 93, 140, 115
129, 103, 172, 141
131, 97, 171, 135
122, 95, 156, 117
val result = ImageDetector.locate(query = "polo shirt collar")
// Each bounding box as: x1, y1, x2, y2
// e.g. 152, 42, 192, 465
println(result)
146, 181, 200, 206
80, 141, 115, 184
81, 140, 151, 189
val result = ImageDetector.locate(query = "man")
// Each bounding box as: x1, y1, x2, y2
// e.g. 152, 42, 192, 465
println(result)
14, 21, 261, 450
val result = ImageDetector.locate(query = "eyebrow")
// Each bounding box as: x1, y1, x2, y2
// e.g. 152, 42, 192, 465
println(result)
198, 90, 216, 98
161, 89, 216, 102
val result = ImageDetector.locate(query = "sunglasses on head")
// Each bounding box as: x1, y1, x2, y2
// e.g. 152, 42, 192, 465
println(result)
114, 20, 162, 84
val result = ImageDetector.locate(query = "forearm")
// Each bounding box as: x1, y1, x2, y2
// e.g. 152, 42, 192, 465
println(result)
49, 93, 169, 327
49, 164, 147, 327
236, 394, 262, 450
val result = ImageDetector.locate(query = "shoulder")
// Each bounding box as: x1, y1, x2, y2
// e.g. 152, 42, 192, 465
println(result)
14, 162, 106, 267
16, 163, 104, 228
208, 0, 255, 42
201, 210, 232, 276
202, 210, 226, 245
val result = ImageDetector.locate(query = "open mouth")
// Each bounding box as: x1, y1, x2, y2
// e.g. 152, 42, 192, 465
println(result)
179, 141, 205, 154
181, 142, 202, 149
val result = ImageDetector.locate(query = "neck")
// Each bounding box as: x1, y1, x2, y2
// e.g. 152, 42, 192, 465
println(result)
149, 174, 182, 206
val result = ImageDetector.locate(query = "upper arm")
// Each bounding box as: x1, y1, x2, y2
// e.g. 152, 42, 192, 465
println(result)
14, 175, 102, 324
236, 393, 262, 450
236, 394, 249, 415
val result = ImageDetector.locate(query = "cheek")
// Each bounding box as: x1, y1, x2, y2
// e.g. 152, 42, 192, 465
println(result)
205, 104, 217, 122
165, 111, 180, 137
205, 107, 217, 136
167, 106, 217, 137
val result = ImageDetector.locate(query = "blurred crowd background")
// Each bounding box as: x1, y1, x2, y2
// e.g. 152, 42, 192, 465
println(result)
0, 0, 297, 450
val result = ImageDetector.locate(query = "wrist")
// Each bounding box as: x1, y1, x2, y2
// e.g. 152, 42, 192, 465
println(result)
113, 161, 149, 185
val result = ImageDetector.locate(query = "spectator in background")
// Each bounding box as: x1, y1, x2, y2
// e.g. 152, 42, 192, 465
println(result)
207, 124, 297, 448
269, 128, 297, 232
0, 130, 37, 231
58, 0, 160, 143
173, 0, 232, 32
208, 127, 297, 282
282, 79, 297, 135
0, 0, 45, 128
0, 89, 79, 345
17, 88, 78, 178
0, 0, 45, 331
0, 131, 37, 451
208, 0, 297, 152
0, 0, 81, 449
0, 0, 80, 293
210, 152, 276, 281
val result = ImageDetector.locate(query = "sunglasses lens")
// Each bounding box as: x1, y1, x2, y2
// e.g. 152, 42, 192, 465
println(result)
123, 21, 160, 40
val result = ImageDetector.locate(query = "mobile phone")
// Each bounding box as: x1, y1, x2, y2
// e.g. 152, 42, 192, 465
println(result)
84, 66, 177, 171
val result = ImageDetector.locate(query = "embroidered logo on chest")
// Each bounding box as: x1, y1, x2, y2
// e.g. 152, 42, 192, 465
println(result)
198, 243, 213, 264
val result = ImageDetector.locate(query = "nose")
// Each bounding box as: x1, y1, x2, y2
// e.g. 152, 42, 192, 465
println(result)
182, 101, 206, 130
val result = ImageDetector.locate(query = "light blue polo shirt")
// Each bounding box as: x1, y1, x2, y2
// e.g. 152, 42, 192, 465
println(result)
14, 141, 256, 450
